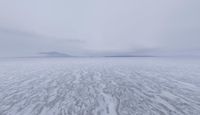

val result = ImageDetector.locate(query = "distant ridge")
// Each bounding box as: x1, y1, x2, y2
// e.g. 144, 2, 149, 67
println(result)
39, 51, 72, 57
104, 55, 156, 57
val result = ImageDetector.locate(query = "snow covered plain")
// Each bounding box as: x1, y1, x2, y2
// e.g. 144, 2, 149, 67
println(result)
0, 57, 200, 115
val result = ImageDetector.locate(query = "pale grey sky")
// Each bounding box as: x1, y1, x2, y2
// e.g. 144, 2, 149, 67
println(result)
0, 0, 200, 57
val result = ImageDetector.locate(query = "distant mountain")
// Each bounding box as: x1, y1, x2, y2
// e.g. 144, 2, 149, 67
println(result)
39, 52, 72, 57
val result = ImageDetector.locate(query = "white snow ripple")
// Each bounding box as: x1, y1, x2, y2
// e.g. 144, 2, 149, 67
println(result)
0, 58, 200, 115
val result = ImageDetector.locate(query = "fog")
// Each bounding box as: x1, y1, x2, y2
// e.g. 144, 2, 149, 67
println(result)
0, 0, 200, 57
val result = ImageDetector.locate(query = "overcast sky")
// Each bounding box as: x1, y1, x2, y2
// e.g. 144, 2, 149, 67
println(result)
0, 0, 200, 57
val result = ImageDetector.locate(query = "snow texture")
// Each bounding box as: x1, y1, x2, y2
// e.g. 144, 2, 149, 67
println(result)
0, 58, 200, 115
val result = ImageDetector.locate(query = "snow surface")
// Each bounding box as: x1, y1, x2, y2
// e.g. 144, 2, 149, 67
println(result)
0, 57, 200, 115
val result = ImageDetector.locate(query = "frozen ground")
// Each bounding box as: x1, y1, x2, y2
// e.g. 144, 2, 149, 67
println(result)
0, 57, 200, 115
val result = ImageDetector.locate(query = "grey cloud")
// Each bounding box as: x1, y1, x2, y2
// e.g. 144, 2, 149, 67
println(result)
0, 28, 86, 57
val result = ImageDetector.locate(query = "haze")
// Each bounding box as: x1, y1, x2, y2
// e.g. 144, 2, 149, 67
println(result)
0, 0, 200, 57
